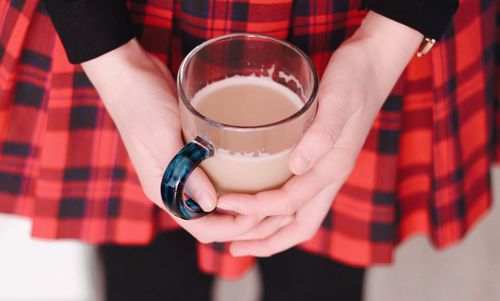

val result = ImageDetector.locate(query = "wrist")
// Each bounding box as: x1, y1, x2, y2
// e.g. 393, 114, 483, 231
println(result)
81, 39, 157, 107
354, 11, 423, 58
338, 12, 423, 105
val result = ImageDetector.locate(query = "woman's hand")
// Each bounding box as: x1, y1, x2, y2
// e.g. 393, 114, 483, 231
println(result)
217, 12, 424, 257
81, 39, 262, 244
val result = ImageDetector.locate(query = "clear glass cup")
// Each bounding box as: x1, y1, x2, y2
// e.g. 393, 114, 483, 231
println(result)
161, 33, 318, 220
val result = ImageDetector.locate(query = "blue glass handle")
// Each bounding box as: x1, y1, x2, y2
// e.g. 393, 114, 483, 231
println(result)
160, 136, 215, 220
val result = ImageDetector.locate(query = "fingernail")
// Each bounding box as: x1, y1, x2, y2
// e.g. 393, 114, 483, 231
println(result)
200, 192, 216, 212
279, 216, 294, 228
290, 149, 311, 175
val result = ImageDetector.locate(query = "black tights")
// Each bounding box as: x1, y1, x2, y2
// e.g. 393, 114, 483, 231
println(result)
99, 231, 365, 301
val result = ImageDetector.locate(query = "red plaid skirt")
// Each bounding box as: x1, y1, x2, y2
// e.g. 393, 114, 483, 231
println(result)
0, 0, 496, 278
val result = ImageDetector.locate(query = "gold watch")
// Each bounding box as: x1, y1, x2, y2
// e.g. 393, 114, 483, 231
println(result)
417, 37, 436, 57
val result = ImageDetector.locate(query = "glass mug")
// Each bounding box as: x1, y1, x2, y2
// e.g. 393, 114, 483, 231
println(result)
161, 33, 318, 220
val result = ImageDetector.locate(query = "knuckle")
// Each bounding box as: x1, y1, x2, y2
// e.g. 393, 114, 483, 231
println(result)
283, 200, 298, 215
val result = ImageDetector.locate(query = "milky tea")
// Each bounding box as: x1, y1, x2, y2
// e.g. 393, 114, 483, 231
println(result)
189, 76, 303, 194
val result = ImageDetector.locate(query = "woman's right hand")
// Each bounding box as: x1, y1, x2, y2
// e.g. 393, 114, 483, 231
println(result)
80, 39, 261, 243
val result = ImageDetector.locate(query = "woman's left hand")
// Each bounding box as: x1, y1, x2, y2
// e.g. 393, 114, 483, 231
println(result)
217, 11, 424, 257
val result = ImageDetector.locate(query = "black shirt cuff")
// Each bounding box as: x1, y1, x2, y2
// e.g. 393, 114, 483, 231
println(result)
362, 0, 459, 39
42, 0, 136, 64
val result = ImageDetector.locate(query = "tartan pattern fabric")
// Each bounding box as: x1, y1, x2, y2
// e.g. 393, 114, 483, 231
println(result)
0, 0, 494, 278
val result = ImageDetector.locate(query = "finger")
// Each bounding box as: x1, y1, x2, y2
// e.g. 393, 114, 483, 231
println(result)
184, 167, 218, 212
218, 189, 291, 216
150, 134, 217, 213
217, 179, 308, 216
289, 64, 363, 175
230, 222, 301, 257
230, 183, 337, 257
217, 160, 330, 216
219, 96, 370, 218
232, 215, 294, 241
156, 127, 217, 213
217, 146, 349, 216
178, 213, 264, 243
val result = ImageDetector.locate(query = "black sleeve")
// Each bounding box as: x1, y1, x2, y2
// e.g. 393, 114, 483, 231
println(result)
361, 0, 459, 39
43, 0, 457, 64
42, 0, 136, 64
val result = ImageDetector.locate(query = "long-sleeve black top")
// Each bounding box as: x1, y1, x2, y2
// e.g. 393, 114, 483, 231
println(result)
41, 0, 459, 64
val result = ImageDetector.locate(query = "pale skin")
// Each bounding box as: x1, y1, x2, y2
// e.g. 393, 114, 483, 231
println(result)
82, 12, 423, 255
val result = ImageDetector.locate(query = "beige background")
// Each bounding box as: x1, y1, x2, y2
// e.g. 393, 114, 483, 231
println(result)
0, 168, 499, 300
363, 167, 500, 301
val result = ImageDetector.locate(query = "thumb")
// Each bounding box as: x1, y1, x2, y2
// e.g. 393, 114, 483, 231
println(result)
184, 167, 218, 212
289, 92, 360, 175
